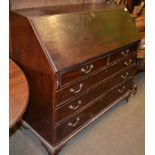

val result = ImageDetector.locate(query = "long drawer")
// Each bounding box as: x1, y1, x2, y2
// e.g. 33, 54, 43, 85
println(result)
56, 54, 136, 105
56, 65, 136, 123
55, 79, 132, 143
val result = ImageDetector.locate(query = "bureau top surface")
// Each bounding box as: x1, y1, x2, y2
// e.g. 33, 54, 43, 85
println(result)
15, 4, 140, 72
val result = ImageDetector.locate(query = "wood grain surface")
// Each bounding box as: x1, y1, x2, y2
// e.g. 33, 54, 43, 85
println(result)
30, 6, 140, 71
10, 3, 140, 153
10, 0, 110, 10
9, 59, 29, 128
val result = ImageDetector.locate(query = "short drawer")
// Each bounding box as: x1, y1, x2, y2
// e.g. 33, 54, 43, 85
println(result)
55, 79, 132, 143
56, 54, 136, 105
56, 65, 136, 123
108, 53, 137, 75
60, 55, 108, 86
109, 43, 138, 64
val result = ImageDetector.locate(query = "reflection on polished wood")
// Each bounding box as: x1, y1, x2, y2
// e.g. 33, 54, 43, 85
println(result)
10, 0, 112, 10
9, 59, 29, 128
10, 2, 140, 154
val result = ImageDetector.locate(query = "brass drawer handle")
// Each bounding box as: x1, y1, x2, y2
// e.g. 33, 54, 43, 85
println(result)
121, 49, 130, 56
118, 86, 126, 93
121, 72, 129, 80
70, 83, 83, 94
69, 100, 82, 110
81, 64, 94, 74
68, 117, 80, 127
124, 59, 132, 66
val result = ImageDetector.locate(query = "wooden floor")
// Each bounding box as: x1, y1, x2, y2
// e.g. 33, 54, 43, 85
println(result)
10, 72, 145, 155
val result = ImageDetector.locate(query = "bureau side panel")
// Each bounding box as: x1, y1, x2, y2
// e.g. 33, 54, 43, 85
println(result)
10, 12, 55, 145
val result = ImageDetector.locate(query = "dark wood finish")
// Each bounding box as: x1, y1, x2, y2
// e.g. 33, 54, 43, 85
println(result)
28, 6, 140, 71
56, 64, 136, 123
56, 79, 132, 143
56, 54, 137, 105
9, 59, 29, 128
60, 55, 108, 86
126, 0, 134, 13
10, 3, 140, 154
10, 12, 55, 145
10, 2, 117, 17
109, 42, 137, 63
60, 42, 138, 87
10, 0, 114, 10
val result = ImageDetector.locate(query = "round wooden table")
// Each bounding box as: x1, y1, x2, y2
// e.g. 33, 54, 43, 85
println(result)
9, 59, 29, 128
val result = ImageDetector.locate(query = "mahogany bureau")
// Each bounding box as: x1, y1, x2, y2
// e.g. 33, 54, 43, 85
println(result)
10, 2, 141, 155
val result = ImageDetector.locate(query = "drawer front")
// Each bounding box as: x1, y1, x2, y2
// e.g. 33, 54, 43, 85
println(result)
107, 53, 137, 76
56, 65, 136, 123
109, 43, 138, 64
56, 69, 108, 105
60, 55, 108, 86
56, 54, 136, 105
55, 80, 132, 143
